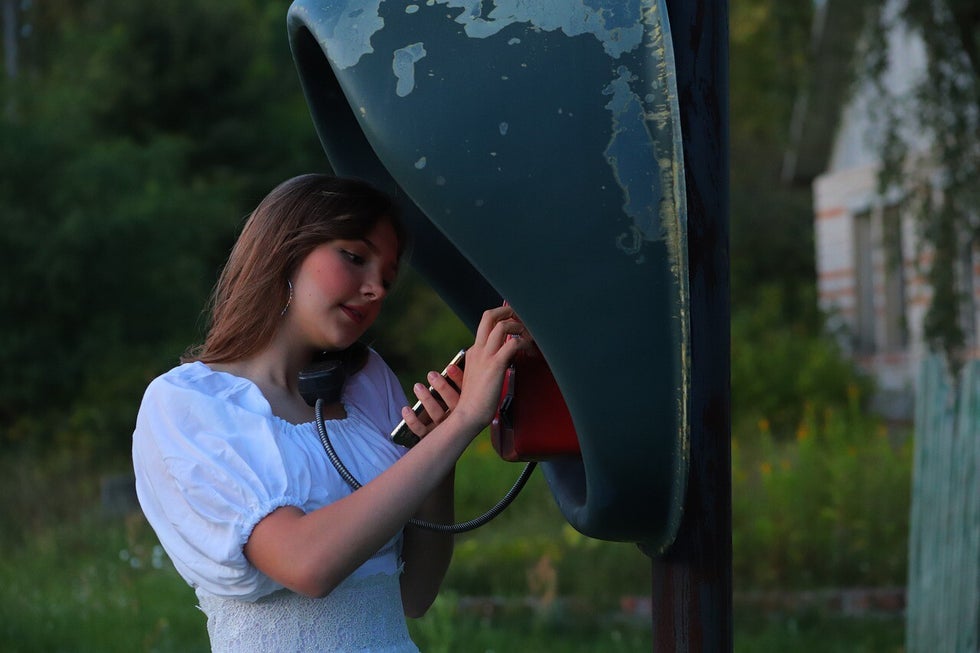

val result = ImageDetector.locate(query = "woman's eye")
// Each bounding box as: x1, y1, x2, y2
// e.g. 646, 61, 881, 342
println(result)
340, 249, 365, 265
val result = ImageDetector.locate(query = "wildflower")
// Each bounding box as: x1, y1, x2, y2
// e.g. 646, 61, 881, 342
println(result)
796, 424, 810, 442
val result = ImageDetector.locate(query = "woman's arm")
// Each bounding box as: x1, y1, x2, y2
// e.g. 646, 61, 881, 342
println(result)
398, 468, 455, 617
395, 362, 463, 617
243, 307, 527, 600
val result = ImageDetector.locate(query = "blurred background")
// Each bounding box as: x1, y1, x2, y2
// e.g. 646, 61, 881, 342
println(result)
2, 0, 976, 651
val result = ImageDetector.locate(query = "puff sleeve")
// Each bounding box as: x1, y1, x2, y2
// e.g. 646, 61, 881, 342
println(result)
132, 364, 308, 601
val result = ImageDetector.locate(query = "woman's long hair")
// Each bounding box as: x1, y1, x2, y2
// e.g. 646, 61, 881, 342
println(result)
183, 174, 405, 364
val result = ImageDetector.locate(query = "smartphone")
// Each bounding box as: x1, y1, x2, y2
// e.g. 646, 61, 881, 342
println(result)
390, 349, 466, 448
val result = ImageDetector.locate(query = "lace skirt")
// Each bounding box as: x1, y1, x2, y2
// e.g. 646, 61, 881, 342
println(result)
197, 572, 419, 652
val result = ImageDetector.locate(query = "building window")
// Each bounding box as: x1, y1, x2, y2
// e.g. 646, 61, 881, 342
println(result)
882, 204, 908, 350
853, 209, 876, 354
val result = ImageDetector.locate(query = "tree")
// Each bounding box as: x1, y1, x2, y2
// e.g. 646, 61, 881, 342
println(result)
863, 0, 980, 371
0, 0, 326, 456
729, 0, 816, 316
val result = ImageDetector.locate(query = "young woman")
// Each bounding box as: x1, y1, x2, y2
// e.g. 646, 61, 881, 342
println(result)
132, 174, 528, 652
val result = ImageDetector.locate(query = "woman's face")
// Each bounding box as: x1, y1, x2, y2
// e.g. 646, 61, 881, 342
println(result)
288, 219, 400, 351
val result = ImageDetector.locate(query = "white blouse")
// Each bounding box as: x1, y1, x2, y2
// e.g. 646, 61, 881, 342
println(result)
133, 349, 419, 651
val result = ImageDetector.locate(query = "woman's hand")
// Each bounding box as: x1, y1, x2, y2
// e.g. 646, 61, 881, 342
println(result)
398, 305, 531, 440
452, 305, 531, 433
397, 362, 465, 440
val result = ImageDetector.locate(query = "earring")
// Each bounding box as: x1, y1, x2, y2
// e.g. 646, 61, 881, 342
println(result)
281, 280, 293, 317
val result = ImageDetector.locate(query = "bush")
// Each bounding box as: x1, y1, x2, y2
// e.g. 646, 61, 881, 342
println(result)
732, 284, 875, 439
732, 398, 912, 590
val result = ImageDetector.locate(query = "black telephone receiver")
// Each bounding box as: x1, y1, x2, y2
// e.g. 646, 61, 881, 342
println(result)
297, 343, 369, 407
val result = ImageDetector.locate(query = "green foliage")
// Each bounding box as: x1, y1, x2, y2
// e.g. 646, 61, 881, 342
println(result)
861, 0, 980, 370
0, 120, 234, 441
729, 0, 817, 308
732, 403, 912, 590
407, 591, 653, 653
445, 437, 653, 605
730, 0, 813, 149
732, 284, 875, 438
734, 608, 904, 653
0, 439, 909, 651
0, 2, 915, 650
0, 0, 324, 454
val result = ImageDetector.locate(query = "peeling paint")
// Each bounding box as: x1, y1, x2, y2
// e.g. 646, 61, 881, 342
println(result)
414, 156, 428, 169
302, 0, 384, 70
603, 65, 664, 243
434, 0, 644, 59
393, 42, 427, 97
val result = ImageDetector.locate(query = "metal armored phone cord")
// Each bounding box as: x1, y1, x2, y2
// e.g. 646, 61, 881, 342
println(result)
315, 398, 536, 534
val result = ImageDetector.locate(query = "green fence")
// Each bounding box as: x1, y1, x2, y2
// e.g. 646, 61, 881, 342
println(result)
907, 355, 980, 652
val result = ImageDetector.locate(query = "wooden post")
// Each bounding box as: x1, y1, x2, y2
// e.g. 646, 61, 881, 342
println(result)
647, 1, 732, 650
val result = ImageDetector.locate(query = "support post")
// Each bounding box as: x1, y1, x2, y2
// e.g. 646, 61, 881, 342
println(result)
648, 0, 732, 650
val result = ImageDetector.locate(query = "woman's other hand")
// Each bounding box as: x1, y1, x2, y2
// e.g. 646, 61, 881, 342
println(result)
398, 362, 464, 439
453, 305, 530, 432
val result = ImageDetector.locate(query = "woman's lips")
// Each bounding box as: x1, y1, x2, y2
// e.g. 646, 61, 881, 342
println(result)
340, 305, 365, 324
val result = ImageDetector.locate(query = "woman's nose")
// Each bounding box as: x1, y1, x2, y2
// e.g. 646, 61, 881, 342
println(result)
362, 274, 387, 301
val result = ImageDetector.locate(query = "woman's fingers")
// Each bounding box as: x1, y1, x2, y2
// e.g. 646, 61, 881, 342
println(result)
473, 305, 516, 346
399, 403, 430, 437
443, 364, 464, 401
401, 363, 465, 439
427, 366, 461, 411
484, 317, 529, 356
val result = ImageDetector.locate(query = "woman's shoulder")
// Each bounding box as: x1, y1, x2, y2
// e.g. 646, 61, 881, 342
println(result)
147, 360, 247, 396
140, 361, 272, 424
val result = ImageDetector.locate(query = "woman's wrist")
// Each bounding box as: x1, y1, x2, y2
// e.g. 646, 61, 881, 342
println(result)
440, 407, 484, 443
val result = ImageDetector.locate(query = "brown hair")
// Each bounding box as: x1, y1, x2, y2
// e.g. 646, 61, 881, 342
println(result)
183, 174, 405, 364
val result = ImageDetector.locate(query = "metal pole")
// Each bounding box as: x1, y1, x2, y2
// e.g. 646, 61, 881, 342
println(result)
647, 0, 731, 650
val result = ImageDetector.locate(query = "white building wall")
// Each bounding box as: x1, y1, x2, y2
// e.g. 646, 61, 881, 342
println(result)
809, 9, 943, 416
813, 164, 923, 401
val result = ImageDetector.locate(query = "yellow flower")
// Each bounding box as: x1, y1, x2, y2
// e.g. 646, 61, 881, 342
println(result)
796, 424, 810, 442
758, 418, 770, 434
760, 462, 772, 476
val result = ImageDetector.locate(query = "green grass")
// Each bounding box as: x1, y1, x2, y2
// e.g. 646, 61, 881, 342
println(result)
0, 489, 906, 652
734, 609, 904, 653
0, 414, 912, 651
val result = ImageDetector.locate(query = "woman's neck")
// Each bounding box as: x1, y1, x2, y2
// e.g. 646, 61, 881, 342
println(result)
209, 346, 346, 424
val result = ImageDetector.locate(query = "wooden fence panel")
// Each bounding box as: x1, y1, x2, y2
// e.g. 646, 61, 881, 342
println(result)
907, 355, 980, 652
